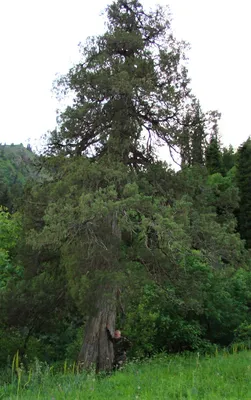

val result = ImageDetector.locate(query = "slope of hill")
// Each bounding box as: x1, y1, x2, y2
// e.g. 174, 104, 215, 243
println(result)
0, 144, 37, 210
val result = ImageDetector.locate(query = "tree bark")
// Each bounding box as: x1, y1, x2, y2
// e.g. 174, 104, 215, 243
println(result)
78, 213, 121, 372
78, 288, 117, 372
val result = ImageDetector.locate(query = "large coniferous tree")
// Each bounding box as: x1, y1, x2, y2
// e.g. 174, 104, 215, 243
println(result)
26, 0, 238, 372
43, 0, 193, 371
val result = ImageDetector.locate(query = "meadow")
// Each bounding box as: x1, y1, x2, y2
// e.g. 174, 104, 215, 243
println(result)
1, 348, 251, 399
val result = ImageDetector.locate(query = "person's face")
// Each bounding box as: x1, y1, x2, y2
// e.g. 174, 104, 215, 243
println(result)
114, 330, 121, 339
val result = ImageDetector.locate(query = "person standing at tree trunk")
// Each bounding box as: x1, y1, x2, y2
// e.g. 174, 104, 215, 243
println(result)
106, 326, 132, 370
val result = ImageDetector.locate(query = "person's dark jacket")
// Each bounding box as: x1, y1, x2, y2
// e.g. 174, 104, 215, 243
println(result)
106, 327, 131, 364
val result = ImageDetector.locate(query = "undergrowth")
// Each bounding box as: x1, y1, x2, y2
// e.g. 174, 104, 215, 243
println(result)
1, 346, 251, 399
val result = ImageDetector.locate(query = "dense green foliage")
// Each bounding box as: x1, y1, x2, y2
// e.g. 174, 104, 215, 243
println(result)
236, 137, 251, 249
0, 207, 23, 289
0, 144, 35, 210
1, 0, 251, 376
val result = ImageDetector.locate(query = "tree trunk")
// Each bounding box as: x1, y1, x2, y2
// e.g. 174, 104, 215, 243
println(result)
78, 289, 116, 372
78, 213, 121, 372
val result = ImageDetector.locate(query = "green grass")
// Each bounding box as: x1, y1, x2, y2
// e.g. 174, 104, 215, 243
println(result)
1, 350, 251, 399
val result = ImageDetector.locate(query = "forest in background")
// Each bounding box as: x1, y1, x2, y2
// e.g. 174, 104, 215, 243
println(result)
1, 0, 251, 373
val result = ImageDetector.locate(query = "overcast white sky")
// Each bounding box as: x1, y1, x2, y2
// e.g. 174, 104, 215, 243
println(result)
0, 0, 250, 153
